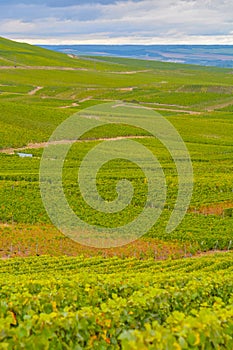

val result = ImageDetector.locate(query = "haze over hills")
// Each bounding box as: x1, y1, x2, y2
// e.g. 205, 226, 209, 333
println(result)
1, 36, 233, 71
2, 35, 232, 69
41, 44, 233, 68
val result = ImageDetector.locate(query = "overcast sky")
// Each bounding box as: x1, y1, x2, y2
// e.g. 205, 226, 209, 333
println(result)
1, 0, 233, 44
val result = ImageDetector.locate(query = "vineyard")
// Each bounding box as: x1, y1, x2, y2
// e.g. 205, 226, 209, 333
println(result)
0, 131, 233, 253
0, 254, 233, 349
0, 38, 233, 253
1, 37, 233, 349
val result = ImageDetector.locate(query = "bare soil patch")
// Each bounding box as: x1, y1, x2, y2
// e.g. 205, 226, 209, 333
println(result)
190, 202, 233, 216
117, 87, 134, 91
79, 97, 93, 103
28, 86, 43, 95
59, 102, 79, 109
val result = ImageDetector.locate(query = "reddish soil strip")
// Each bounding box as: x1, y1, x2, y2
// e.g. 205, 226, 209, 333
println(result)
1, 222, 231, 260
0, 223, 187, 260
190, 202, 233, 216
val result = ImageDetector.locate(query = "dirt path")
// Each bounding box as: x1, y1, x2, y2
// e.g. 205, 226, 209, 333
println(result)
205, 99, 233, 112
136, 101, 201, 114
109, 70, 151, 75
94, 100, 202, 115
0, 65, 88, 71
0, 65, 150, 75
79, 96, 93, 103
153, 107, 202, 115
59, 102, 79, 109
142, 101, 189, 109
28, 86, 43, 95
117, 87, 134, 91
189, 201, 233, 216
0, 136, 153, 155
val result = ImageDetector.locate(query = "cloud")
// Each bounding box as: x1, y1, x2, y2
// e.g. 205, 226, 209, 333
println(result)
0, 0, 233, 44
0, 0, 139, 6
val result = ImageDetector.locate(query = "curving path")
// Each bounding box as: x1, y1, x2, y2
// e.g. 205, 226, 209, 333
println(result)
0, 136, 153, 155
28, 86, 43, 95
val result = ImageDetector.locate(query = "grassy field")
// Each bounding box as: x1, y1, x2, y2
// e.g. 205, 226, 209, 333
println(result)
0, 37, 233, 349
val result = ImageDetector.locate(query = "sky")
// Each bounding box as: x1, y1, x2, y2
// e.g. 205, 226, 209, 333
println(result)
0, 0, 233, 45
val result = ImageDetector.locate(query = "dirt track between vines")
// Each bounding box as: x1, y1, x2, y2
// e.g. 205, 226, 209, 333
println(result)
28, 86, 43, 95
0, 65, 151, 75
0, 136, 153, 155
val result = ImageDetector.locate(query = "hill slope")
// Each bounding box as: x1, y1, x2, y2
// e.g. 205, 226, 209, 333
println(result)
0, 37, 233, 256
0, 37, 233, 350
0, 36, 87, 68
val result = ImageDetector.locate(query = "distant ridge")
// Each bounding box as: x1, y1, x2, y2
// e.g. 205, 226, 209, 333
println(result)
1, 37, 232, 70
41, 44, 233, 68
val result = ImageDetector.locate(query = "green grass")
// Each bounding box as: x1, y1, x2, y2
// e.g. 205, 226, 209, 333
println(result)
0, 36, 102, 68
0, 37, 140, 72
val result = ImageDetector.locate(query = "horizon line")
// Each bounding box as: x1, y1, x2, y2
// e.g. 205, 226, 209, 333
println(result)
6, 36, 233, 47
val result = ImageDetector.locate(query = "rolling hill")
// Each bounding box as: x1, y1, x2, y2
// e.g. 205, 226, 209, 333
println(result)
0, 36, 233, 349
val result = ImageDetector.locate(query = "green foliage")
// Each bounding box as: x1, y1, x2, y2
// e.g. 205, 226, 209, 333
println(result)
0, 254, 233, 349
0, 37, 117, 69
1, 36, 233, 349
1, 125, 233, 251
0, 101, 71, 148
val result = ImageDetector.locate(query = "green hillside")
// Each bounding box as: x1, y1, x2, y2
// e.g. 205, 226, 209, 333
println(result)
0, 38, 233, 150
1, 36, 233, 349
0, 36, 82, 67
0, 37, 131, 70
0, 38, 233, 251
